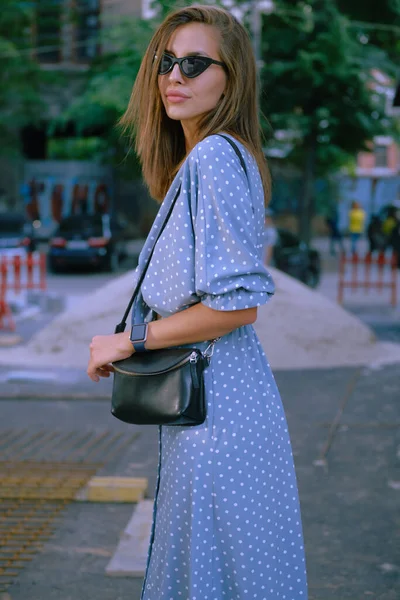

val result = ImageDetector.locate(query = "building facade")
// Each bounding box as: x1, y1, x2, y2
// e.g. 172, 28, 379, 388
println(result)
1, 0, 145, 235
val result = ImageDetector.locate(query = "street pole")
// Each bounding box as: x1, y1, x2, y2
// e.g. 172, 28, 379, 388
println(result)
250, 0, 262, 76
249, 1, 273, 73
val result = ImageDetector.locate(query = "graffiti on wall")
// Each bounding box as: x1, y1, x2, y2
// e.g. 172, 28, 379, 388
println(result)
21, 173, 112, 235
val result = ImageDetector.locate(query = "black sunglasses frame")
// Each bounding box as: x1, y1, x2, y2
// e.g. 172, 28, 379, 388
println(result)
158, 53, 225, 78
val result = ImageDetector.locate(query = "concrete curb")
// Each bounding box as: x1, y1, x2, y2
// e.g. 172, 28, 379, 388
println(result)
105, 499, 153, 578
0, 334, 23, 347
75, 476, 148, 503
0, 392, 111, 400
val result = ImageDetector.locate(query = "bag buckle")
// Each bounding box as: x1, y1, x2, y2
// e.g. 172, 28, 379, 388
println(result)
203, 337, 220, 365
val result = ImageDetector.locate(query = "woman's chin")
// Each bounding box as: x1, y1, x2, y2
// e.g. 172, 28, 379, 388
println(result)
166, 107, 197, 122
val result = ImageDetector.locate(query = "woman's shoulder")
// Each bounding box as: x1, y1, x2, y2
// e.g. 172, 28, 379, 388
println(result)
188, 133, 249, 165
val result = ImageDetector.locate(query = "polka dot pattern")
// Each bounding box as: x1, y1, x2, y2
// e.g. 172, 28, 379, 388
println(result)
136, 135, 307, 599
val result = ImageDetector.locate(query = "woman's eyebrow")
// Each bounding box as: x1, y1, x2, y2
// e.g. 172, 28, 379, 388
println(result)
165, 49, 211, 57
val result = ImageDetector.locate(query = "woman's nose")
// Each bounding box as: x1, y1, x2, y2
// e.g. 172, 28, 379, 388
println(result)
168, 63, 184, 83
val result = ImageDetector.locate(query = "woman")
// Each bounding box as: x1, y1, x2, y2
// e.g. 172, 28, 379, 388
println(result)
87, 6, 308, 599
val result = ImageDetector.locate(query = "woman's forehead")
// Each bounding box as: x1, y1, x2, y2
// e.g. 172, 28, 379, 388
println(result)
166, 23, 221, 57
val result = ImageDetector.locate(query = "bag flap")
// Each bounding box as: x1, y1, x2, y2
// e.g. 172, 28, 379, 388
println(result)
112, 348, 199, 375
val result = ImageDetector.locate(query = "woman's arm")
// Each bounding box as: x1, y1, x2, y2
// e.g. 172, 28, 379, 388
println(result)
87, 303, 257, 382
146, 302, 257, 349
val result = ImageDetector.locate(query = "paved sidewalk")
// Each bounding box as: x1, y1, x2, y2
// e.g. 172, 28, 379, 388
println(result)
1, 363, 399, 600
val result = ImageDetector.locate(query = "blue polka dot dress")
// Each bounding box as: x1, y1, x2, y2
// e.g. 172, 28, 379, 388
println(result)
132, 135, 308, 600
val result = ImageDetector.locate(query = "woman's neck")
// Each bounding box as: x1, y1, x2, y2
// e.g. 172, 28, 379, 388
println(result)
181, 120, 199, 153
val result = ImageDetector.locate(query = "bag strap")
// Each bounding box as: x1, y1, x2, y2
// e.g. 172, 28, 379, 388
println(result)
115, 134, 247, 334
218, 134, 248, 177
115, 185, 181, 333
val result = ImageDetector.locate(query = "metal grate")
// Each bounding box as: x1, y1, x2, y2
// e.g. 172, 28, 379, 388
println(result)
0, 461, 98, 500
0, 499, 67, 592
0, 429, 141, 592
0, 429, 139, 463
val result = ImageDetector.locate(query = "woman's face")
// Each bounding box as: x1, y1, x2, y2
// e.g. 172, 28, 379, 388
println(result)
158, 23, 227, 135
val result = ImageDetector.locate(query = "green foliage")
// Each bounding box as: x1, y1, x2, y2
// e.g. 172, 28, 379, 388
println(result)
52, 16, 155, 176
54, 1, 192, 174
261, 0, 395, 175
150, 0, 188, 20
55, 17, 152, 131
259, 0, 399, 240
48, 137, 109, 161
336, 0, 400, 63
0, 0, 44, 154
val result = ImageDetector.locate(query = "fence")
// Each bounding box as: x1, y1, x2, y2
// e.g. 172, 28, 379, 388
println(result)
0, 254, 47, 331
337, 251, 398, 307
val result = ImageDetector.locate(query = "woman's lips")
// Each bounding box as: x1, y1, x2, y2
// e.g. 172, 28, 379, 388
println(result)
166, 93, 189, 103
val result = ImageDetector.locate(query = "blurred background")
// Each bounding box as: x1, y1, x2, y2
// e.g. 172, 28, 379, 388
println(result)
0, 0, 399, 246
1, 4, 400, 599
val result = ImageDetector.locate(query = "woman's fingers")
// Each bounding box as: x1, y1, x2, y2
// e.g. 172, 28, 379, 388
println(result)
98, 366, 114, 378
87, 363, 115, 382
87, 370, 100, 383
87, 333, 132, 382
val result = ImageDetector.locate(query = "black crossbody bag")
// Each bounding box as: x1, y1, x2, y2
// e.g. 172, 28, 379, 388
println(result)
110, 135, 247, 426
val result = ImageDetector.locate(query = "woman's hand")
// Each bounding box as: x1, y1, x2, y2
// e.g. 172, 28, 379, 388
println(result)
87, 332, 133, 382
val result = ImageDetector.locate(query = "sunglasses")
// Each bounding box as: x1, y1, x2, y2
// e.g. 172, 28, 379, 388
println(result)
157, 52, 225, 78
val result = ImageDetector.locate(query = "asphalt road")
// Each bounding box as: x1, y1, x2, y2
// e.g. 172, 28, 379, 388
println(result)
2, 365, 400, 600
44, 251, 139, 308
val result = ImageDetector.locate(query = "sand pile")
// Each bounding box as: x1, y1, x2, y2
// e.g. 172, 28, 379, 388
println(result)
1, 267, 399, 371
254, 269, 400, 369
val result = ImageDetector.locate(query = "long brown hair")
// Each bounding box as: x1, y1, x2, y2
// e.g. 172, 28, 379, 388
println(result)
120, 5, 271, 204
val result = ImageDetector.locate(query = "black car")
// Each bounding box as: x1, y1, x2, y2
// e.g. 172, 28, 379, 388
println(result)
273, 228, 321, 288
0, 212, 36, 255
48, 214, 127, 272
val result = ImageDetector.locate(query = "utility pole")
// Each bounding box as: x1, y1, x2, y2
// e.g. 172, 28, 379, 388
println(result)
248, 0, 273, 107
250, 0, 262, 73
249, 0, 273, 74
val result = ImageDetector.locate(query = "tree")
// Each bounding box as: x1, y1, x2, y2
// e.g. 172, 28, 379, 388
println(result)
260, 0, 399, 242
0, 0, 44, 154
50, 15, 154, 175
54, 1, 189, 171
336, 0, 400, 62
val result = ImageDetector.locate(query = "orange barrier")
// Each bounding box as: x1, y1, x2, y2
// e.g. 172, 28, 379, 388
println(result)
337, 251, 397, 307
0, 253, 47, 331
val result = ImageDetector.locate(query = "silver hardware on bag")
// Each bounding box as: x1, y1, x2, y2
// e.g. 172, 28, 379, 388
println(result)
203, 338, 221, 365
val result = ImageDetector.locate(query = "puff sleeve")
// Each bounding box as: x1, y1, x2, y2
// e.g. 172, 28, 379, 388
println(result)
191, 137, 275, 311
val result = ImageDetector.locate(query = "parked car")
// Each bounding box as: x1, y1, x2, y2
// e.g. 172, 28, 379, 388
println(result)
48, 214, 128, 272
273, 228, 321, 288
0, 213, 36, 256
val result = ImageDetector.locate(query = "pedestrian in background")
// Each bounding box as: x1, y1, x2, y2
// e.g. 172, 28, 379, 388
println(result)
382, 205, 398, 241
388, 208, 400, 259
87, 5, 307, 599
367, 214, 386, 254
348, 200, 366, 254
264, 208, 278, 265
325, 205, 344, 256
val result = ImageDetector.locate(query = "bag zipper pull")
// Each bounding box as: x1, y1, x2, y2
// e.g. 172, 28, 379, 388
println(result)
190, 352, 200, 388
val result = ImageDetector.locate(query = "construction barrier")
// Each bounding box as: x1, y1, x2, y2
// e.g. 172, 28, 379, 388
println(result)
0, 253, 47, 331
337, 251, 398, 307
